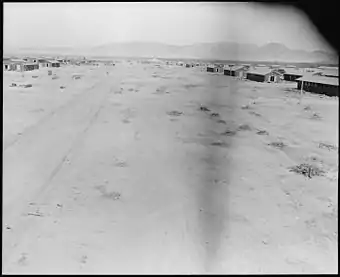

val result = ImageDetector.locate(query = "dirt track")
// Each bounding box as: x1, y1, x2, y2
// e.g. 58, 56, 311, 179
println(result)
3, 63, 338, 273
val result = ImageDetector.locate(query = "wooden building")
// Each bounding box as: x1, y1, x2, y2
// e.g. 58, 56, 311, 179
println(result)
6, 59, 26, 72
207, 65, 216, 72
4, 59, 39, 72
23, 63, 39, 71
38, 59, 51, 68
296, 75, 338, 96
246, 68, 282, 83
215, 64, 224, 73
224, 65, 248, 78
283, 68, 303, 81
49, 60, 61, 68
3, 58, 12, 71
57, 58, 67, 64
12, 62, 25, 72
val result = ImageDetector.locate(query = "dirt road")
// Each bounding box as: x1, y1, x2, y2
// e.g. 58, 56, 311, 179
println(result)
3, 63, 338, 273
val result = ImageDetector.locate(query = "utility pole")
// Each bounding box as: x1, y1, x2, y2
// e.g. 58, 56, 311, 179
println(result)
298, 68, 305, 105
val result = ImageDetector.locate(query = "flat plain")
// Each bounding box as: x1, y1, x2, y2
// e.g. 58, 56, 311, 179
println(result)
3, 61, 338, 273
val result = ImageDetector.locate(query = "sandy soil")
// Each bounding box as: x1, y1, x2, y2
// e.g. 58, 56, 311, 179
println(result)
3, 63, 338, 274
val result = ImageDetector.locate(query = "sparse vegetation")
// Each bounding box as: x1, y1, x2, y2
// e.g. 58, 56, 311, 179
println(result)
319, 142, 338, 151
199, 105, 210, 112
238, 124, 252, 131
216, 119, 227, 124
304, 105, 312, 111
167, 110, 183, 116
21, 84, 32, 88
184, 84, 200, 89
249, 111, 261, 117
3, 53, 338, 273
288, 163, 326, 178
210, 140, 229, 148
311, 112, 322, 120
256, 130, 269, 135
96, 185, 121, 200
220, 129, 237, 136
268, 141, 286, 149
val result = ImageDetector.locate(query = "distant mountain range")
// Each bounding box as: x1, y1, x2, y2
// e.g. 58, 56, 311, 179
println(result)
4, 42, 338, 64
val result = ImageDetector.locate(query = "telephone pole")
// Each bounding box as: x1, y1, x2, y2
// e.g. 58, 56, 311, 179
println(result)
299, 68, 305, 105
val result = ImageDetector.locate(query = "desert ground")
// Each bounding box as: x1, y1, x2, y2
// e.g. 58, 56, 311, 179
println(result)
3, 61, 338, 274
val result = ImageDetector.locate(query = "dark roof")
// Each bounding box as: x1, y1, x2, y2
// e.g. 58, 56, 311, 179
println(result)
296, 75, 338, 86
283, 68, 304, 75
231, 65, 246, 71
224, 65, 246, 71
7, 59, 25, 64
10, 58, 26, 62
24, 63, 39, 66
247, 68, 273, 75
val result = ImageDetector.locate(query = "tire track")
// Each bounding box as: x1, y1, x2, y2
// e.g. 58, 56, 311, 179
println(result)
42, 70, 111, 187
46, 103, 104, 186
3, 81, 101, 152
3, 75, 112, 231
2, 84, 109, 269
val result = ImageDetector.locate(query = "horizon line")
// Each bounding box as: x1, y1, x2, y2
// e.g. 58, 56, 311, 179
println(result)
4, 41, 330, 53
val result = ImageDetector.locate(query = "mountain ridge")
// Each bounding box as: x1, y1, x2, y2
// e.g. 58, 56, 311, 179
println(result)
5, 42, 338, 64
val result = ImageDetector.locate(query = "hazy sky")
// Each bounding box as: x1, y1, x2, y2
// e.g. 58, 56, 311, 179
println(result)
4, 2, 332, 51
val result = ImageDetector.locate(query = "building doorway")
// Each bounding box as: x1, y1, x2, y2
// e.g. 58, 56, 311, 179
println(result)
270, 76, 275, 82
